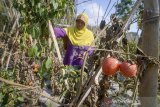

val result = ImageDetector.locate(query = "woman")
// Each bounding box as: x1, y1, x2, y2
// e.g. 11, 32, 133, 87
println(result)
54, 13, 94, 69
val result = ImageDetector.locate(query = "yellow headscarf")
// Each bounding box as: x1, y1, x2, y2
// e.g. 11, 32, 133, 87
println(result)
64, 13, 94, 46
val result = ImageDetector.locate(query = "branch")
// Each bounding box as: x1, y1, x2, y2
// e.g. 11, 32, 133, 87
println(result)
76, 67, 102, 107
0, 76, 60, 103
76, 0, 92, 5
6, 30, 19, 70
0, 77, 31, 88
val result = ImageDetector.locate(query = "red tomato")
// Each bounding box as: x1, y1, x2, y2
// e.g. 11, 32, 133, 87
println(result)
102, 57, 120, 76
120, 62, 137, 77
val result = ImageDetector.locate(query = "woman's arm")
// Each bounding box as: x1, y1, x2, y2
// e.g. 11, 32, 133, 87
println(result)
83, 46, 94, 55
54, 27, 67, 38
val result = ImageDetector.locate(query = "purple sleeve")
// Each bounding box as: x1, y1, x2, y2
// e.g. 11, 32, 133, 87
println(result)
71, 46, 94, 66
83, 46, 94, 55
54, 27, 67, 38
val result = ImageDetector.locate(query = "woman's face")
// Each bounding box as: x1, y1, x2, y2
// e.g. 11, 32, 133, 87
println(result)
76, 19, 85, 30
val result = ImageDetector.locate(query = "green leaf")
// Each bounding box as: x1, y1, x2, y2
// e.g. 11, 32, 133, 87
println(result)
38, 62, 50, 80
31, 0, 35, 7
28, 44, 38, 57
61, 90, 68, 96
35, 0, 41, 5
0, 93, 4, 102
38, 68, 45, 79
18, 97, 24, 102
45, 57, 52, 69
20, 42, 25, 50
27, 24, 41, 39
51, 0, 58, 9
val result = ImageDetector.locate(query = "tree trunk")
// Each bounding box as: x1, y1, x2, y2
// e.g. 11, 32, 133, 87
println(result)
139, 0, 159, 107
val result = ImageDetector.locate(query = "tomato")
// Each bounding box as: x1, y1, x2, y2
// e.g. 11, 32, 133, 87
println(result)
32, 64, 39, 73
119, 62, 137, 77
102, 57, 120, 76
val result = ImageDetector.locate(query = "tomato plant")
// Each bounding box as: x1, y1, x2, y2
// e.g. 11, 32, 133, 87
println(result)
0, 70, 24, 106
0, 0, 75, 106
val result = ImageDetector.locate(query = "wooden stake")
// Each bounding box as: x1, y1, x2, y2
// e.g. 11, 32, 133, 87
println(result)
48, 20, 62, 63
139, 0, 159, 106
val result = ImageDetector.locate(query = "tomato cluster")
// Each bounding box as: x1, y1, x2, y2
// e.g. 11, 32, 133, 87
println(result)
102, 57, 137, 77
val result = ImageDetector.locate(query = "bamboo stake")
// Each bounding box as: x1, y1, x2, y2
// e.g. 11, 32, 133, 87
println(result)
139, 0, 159, 106
48, 20, 69, 103
48, 20, 62, 63
1, 47, 6, 68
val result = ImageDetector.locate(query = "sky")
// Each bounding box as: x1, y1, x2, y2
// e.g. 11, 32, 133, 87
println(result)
76, 0, 138, 32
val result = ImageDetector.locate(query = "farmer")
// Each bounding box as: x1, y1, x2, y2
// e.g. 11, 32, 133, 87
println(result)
53, 13, 94, 69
